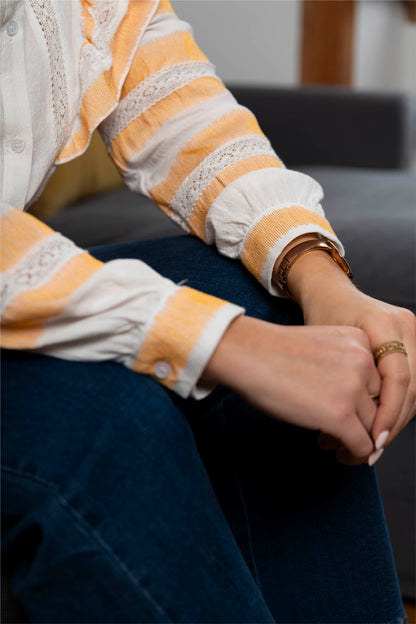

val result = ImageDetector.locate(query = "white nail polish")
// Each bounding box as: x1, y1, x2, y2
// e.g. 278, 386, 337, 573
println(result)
368, 448, 384, 467
375, 430, 390, 451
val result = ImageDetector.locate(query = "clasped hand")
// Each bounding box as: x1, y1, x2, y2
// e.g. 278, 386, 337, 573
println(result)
301, 281, 415, 465
204, 263, 415, 466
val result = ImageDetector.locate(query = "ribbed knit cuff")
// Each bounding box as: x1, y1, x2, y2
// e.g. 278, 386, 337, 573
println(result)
240, 204, 344, 296
131, 286, 244, 398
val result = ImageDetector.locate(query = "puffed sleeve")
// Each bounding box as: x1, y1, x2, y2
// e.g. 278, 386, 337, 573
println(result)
99, 0, 344, 297
0, 203, 243, 398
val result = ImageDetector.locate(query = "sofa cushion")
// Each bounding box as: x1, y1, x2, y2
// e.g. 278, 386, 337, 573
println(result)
230, 86, 416, 170
299, 166, 415, 312
46, 187, 183, 248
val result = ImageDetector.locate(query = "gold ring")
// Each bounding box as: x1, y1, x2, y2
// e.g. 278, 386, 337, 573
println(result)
369, 393, 380, 401
374, 341, 407, 365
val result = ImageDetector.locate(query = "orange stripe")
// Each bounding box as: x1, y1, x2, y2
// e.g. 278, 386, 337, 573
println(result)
121, 30, 208, 98
188, 155, 282, 239
132, 286, 226, 389
1, 324, 45, 350
1, 209, 54, 272
2, 254, 102, 348
241, 206, 336, 282
157, 0, 175, 14
150, 108, 263, 208
79, 0, 95, 41
110, 76, 226, 171
111, 1, 156, 90
57, 0, 156, 162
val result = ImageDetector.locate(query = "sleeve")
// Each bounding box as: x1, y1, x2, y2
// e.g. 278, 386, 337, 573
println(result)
99, 0, 345, 297
0, 203, 243, 399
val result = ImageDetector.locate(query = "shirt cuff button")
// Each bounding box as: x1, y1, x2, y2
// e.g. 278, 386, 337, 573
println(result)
153, 361, 172, 380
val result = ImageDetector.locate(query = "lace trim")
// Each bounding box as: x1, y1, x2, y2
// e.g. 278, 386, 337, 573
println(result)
170, 135, 277, 221
101, 61, 218, 145
79, 0, 128, 95
1, 234, 83, 315
91, 0, 127, 39
28, 0, 69, 149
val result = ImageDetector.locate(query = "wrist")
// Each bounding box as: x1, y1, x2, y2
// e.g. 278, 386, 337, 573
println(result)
272, 235, 353, 306
288, 250, 356, 307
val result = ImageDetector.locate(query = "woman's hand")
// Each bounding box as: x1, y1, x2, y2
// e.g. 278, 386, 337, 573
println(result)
203, 315, 381, 465
287, 250, 416, 461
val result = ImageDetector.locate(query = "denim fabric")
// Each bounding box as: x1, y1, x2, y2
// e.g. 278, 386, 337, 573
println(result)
2, 236, 407, 624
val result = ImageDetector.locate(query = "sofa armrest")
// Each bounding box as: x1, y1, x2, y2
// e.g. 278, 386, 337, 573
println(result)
229, 85, 416, 170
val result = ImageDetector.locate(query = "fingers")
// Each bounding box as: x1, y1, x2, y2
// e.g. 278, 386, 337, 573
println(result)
370, 311, 415, 448
321, 393, 379, 460
357, 387, 379, 433
329, 405, 375, 462
364, 309, 416, 455
371, 353, 410, 446
318, 341, 381, 463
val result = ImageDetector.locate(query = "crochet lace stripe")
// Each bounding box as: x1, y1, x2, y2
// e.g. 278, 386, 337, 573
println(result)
170, 135, 276, 222
90, 0, 128, 40
28, 0, 70, 149
102, 61, 218, 145
1, 233, 83, 315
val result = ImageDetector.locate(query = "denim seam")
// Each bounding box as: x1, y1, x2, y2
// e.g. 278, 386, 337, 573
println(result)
2, 465, 61, 489
2, 466, 173, 623
219, 401, 262, 591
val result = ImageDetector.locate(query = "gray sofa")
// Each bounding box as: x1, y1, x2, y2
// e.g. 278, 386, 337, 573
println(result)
2, 86, 415, 621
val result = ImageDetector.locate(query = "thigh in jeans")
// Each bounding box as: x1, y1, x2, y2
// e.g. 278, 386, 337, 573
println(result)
200, 392, 407, 624
1, 351, 276, 624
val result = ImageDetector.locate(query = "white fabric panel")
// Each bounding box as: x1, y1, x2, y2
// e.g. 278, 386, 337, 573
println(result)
140, 9, 191, 46
36, 258, 178, 365
0, 202, 16, 218
204, 167, 327, 255
177, 302, 245, 400
1, 1, 34, 209
118, 90, 241, 196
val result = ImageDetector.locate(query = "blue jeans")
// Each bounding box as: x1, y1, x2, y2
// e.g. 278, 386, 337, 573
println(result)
1, 237, 407, 624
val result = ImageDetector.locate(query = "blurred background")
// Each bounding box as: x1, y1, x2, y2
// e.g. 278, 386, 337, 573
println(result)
172, 0, 415, 97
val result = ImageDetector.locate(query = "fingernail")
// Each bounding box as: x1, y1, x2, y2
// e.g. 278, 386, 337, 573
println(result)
375, 430, 390, 451
368, 448, 384, 467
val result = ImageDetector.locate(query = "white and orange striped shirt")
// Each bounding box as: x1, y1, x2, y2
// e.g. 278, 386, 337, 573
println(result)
1, 0, 343, 398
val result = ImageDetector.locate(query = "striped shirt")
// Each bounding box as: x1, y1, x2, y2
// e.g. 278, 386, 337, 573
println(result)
0, 0, 343, 398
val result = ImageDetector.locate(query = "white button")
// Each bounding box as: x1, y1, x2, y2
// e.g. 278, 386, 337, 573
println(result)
153, 361, 172, 380
11, 138, 25, 153
6, 20, 18, 36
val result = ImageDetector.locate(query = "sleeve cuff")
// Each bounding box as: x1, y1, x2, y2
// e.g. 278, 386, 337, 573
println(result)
239, 203, 345, 296
131, 285, 244, 399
